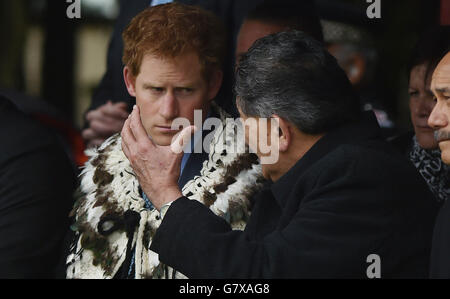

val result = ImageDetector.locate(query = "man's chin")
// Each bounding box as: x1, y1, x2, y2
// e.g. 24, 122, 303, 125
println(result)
150, 133, 177, 147
439, 140, 450, 165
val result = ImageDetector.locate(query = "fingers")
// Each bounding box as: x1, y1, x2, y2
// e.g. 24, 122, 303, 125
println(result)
102, 102, 130, 119
82, 128, 99, 141
121, 117, 131, 159
121, 129, 132, 160
130, 105, 153, 145
86, 102, 129, 123
86, 109, 104, 123
121, 117, 136, 145
90, 117, 126, 136
85, 102, 129, 143
171, 125, 198, 154
121, 106, 156, 164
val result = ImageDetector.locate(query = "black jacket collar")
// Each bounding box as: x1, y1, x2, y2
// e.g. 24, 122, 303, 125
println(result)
271, 111, 381, 208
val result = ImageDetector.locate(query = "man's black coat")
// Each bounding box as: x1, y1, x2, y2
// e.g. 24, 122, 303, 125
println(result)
430, 201, 450, 278
90, 0, 265, 116
0, 97, 76, 278
151, 113, 439, 278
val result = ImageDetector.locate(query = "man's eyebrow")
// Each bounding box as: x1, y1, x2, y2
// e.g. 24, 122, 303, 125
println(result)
435, 87, 450, 93
143, 83, 157, 87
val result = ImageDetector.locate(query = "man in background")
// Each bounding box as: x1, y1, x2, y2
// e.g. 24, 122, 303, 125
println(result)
429, 50, 450, 278
0, 96, 76, 278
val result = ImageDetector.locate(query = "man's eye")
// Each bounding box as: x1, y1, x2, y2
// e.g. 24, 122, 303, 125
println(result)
409, 90, 418, 97
151, 87, 164, 93
177, 88, 194, 94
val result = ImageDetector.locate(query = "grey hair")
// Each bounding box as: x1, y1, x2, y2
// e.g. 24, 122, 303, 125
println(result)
235, 30, 361, 135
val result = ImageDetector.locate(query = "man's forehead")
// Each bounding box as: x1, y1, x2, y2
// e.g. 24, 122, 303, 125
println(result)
432, 53, 450, 90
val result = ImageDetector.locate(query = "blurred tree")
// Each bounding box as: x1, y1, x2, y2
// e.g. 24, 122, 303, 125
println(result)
0, 0, 28, 90
42, 0, 78, 122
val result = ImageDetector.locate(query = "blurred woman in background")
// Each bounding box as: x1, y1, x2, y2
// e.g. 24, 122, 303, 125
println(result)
392, 26, 450, 203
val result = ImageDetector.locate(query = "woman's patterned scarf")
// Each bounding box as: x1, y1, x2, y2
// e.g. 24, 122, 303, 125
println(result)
409, 136, 450, 203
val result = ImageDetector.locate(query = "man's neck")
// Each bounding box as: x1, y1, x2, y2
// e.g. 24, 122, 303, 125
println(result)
270, 133, 324, 182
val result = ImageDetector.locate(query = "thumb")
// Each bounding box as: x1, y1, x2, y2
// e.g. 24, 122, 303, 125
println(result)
170, 125, 198, 154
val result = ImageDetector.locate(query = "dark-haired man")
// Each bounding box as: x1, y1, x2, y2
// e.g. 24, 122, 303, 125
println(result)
122, 31, 438, 278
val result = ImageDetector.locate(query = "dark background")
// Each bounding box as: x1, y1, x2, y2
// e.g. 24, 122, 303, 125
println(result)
0, 0, 447, 130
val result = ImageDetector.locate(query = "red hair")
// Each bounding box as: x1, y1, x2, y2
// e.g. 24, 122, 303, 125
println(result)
122, 3, 226, 79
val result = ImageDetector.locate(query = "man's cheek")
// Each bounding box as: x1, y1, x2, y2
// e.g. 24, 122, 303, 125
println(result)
247, 132, 260, 156
179, 109, 196, 126
140, 117, 153, 136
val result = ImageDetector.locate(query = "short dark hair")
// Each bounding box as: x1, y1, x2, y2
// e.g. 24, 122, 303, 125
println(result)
235, 30, 361, 135
246, 0, 324, 43
407, 26, 450, 84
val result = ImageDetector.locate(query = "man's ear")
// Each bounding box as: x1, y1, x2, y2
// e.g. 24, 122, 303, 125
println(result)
123, 66, 137, 97
346, 53, 365, 86
273, 115, 291, 153
207, 70, 223, 101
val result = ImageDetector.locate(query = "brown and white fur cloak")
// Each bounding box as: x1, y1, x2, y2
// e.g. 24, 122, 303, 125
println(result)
66, 104, 265, 279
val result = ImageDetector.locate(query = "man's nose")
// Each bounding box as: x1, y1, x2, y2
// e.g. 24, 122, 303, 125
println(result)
159, 92, 178, 120
428, 102, 448, 129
